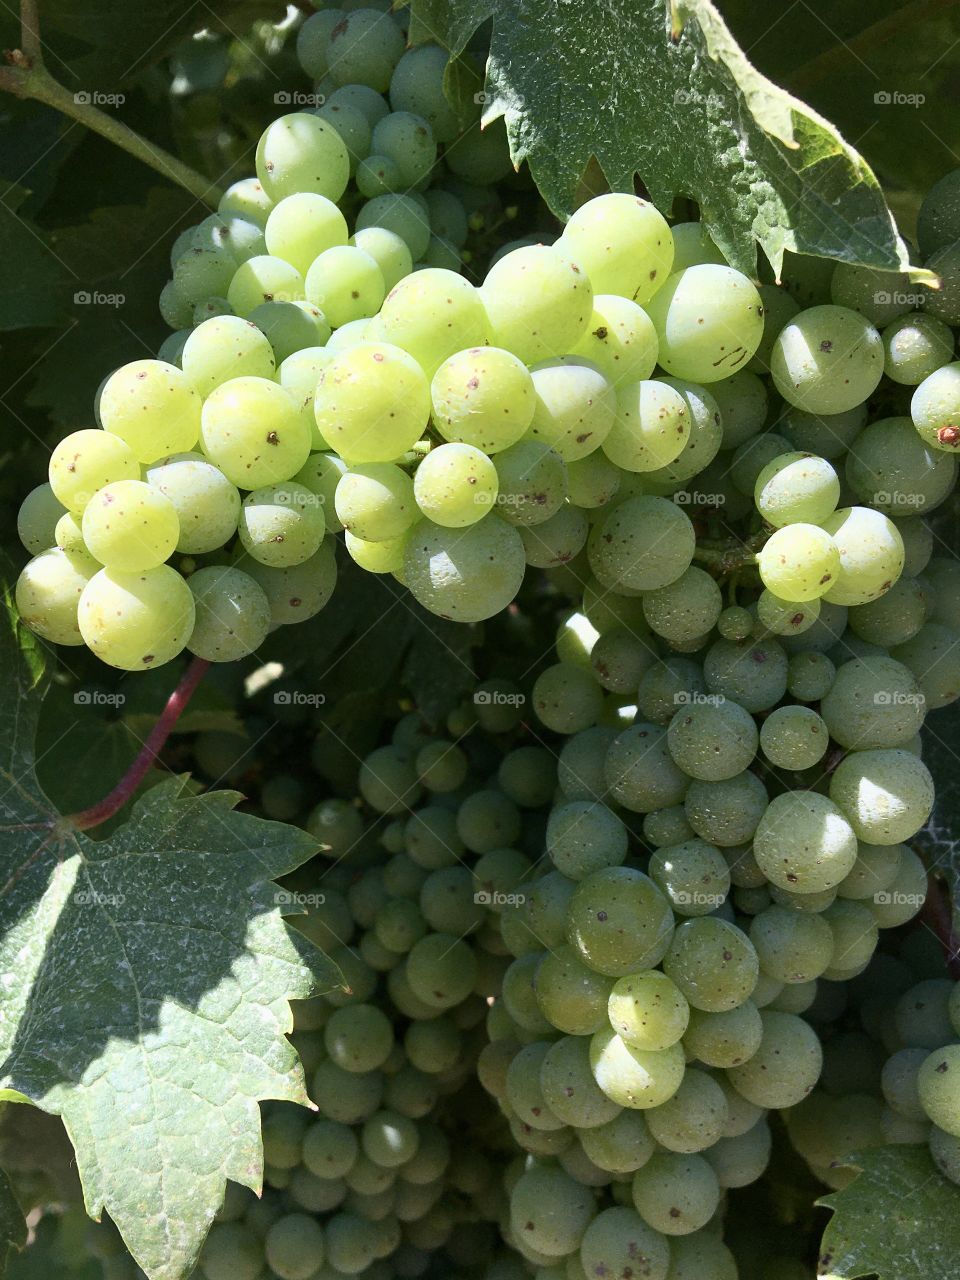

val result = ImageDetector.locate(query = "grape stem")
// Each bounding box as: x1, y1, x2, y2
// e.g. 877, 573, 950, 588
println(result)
692, 529, 768, 576
66, 656, 211, 832
0, 0, 222, 206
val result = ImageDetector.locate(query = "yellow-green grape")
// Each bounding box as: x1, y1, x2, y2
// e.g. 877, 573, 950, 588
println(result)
16, 547, 99, 645
570, 295, 660, 387
324, 318, 371, 354
187, 565, 272, 662
770, 304, 883, 413
644, 265, 764, 383
82, 479, 180, 572
344, 529, 409, 575
226, 255, 305, 317
603, 380, 690, 472
247, 301, 330, 364
644, 379, 723, 487
820, 506, 905, 605
883, 313, 954, 386
294, 453, 349, 532
755, 452, 840, 527
238, 482, 326, 566
78, 565, 196, 670
181, 315, 277, 397
524, 358, 616, 461
481, 243, 593, 365
589, 1028, 686, 1109
17, 483, 66, 554
99, 361, 202, 463
607, 970, 690, 1051
255, 112, 350, 203
241, 544, 337, 625
669, 221, 726, 271
518, 504, 589, 567
200, 377, 311, 488
566, 451, 622, 508
403, 515, 526, 621
313, 343, 431, 465
493, 440, 568, 527
278, 347, 334, 448
371, 269, 489, 379
264, 192, 349, 274
144, 453, 241, 554
560, 193, 674, 304
911, 362, 960, 453
748, 282, 802, 373
304, 246, 385, 328
589, 496, 696, 592
335, 464, 418, 541
356, 194, 431, 261
757, 524, 841, 602
351, 226, 413, 292
54, 512, 87, 554
218, 176, 273, 227
413, 443, 499, 528
431, 347, 535, 453
756, 590, 821, 636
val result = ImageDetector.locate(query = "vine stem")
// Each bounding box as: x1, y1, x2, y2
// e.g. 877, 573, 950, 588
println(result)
920, 871, 960, 981
66, 657, 210, 832
0, 0, 222, 206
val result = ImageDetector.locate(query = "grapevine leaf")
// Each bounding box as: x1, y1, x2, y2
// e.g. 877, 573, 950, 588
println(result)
409, 0, 914, 276
0, 598, 340, 1280
817, 1146, 960, 1279
0, 186, 72, 331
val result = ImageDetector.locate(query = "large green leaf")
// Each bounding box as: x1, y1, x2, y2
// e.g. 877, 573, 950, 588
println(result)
0, 602, 339, 1280
818, 1146, 960, 1279
409, 0, 913, 276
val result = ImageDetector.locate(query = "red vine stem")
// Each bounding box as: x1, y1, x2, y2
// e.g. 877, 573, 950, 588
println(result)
66, 657, 210, 832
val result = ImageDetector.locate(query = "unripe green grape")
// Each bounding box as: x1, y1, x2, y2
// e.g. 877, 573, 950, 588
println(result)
749, 907, 833, 984
519, 504, 589, 567
481, 243, 593, 365
636, 658, 704, 725
663, 1231, 738, 1280
892, 621, 960, 709
509, 1167, 595, 1259
389, 44, 459, 140
759, 704, 828, 769
351, 225, 413, 292
322, 8, 405, 90
607, 970, 689, 1051
666, 698, 758, 782
181, 315, 276, 397
643, 806, 696, 848
631, 1152, 719, 1235
754, 451, 840, 526
370, 110, 436, 187
226, 254, 305, 317
684, 771, 768, 847
602, 379, 689, 472
786, 650, 836, 701
305, 246, 385, 329
754, 791, 857, 892
702, 635, 789, 710
173, 244, 234, 306
357, 152, 402, 197
561, 193, 674, 303
579, 1207, 670, 1280
882, 312, 954, 385
566, 451, 622, 508
590, 497, 695, 592
99, 361, 201, 463
670, 221, 725, 271
829, 747, 934, 844
756, 591, 821, 636
255, 111, 350, 203
201, 377, 311, 488
645, 264, 763, 383
643, 378, 723, 486
649, 839, 731, 917
822, 898, 879, 978
539, 1034, 622, 1127
846, 415, 957, 511
757, 523, 841, 602
922, 240, 960, 325
566, 866, 675, 978
241, 544, 337, 624
314, 342, 430, 465
186, 566, 271, 661
493, 441, 568, 526
647, 1067, 728, 1153
916, 1046, 960, 1136
237, 482, 326, 567
414, 740, 468, 793
16, 547, 99, 645
334, 464, 417, 543
324, 1003, 393, 1074
247, 299, 330, 364
356, 194, 430, 261
589, 1027, 686, 1109
663, 917, 758, 1013
911, 361, 960, 455
589, 626, 656, 693
54, 511, 86, 554
403, 515, 526, 622
710, 369, 768, 450
820, 655, 925, 749
727, 1010, 823, 1108
525, 358, 617, 461
160, 278, 193, 329
829, 260, 913, 325
264, 1213, 324, 1280
199, 1221, 264, 1280
605, 721, 688, 812
748, 282, 802, 373
18, 482, 65, 553
315, 99, 373, 174
682, 1001, 762, 1069
705, 1116, 772, 1188
579, 1110, 656, 1173
777, 403, 867, 459
534, 945, 611, 1035
413, 443, 499, 528
770, 304, 883, 413
431, 346, 536, 454
406, 932, 477, 1009
546, 800, 628, 879
571, 294, 659, 386
144, 453, 241, 554
531, 663, 601, 734
847, 576, 926, 647
78, 564, 195, 670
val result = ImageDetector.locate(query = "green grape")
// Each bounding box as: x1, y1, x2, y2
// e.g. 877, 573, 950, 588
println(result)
822, 898, 879, 978
607, 970, 689, 1051
663, 917, 758, 1013
359, 745, 421, 814
201, 377, 310, 488
560, 193, 674, 303
334, 464, 417, 542
727, 1010, 823, 1107
16, 547, 98, 645
892, 622, 960, 708
777, 403, 867, 459
241, 544, 337, 624
883, 313, 954, 386
717, 605, 753, 642
770, 305, 883, 412
323, 8, 404, 89
186, 566, 271, 661
347, 529, 409, 573
847, 415, 957, 511
415, 740, 468, 793
403, 515, 525, 621
757, 523, 841, 602
255, 111, 350, 202
753, 792, 857, 892
523, 871, 578, 948
729, 432, 793, 495
819, 506, 905, 605
199, 1221, 264, 1280
172, 244, 234, 306
78, 564, 195, 669
924, 557, 960, 631
895, 979, 954, 1049
493, 441, 568, 526
276, 347, 333, 447
829, 260, 913, 325
533, 941, 609, 1034
226, 254, 305, 317
759, 704, 828, 769
356, 194, 431, 261
372, 271, 489, 380
524, 358, 617, 461
498, 745, 556, 808
314, 342, 430, 465
80, 479, 178, 571
295, 8, 339, 76
847, 576, 926, 647
820, 655, 925, 749
305, 246, 385, 329
646, 1067, 728, 1153
579, 1110, 656, 1173
459, 790, 522, 854
324, 1004, 393, 1073
917, 166, 960, 255
431, 347, 536, 454
520, 504, 589, 567
540, 1035, 622, 1127
836, 841, 904, 901
684, 771, 768, 847
566, 451, 622, 508
248, 300, 330, 363
703, 636, 789, 711
144, 453, 240, 554
160, 279, 193, 329
705, 1117, 772, 1188
589, 626, 657, 693
17, 482, 65, 554
566, 866, 675, 977
669, 221, 725, 271
897, 522, 933, 580
579, 1207, 670, 1280
663, 1231, 738, 1280
666, 698, 758, 781
99, 361, 201, 463
922, 241, 960, 325
590, 497, 695, 592
374, 897, 426, 953
509, 1167, 595, 1259
748, 282, 802, 374
180, 315, 276, 397
930, 1126, 960, 1184
756, 590, 820, 636
911, 361, 960, 455
294, 452, 349, 532
682, 1002, 762, 1068
637, 658, 705, 725
361, 1109, 420, 1167
643, 806, 696, 848
413, 443, 499, 527
644, 378, 723, 486
405, 1018, 461, 1075
406, 932, 477, 1009
749, 907, 833, 984
829, 747, 934, 844
648, 839, 731, 917
590, 1027, 686, 1109
786, 650, 836, 701
54, 511, 86, 554
645, 264, 763, 382
754, 452, 840, 526
357, 153, 402, 197
880, 1049, 927, 1124
481, 243, 593, 365
602, 380, 690, 472
316, 100, 373, 175
711, 370, 768, 449
571, 294, 659, 386
546, 800, 628, 879
604, 722, 688, 813
389, 44, 459, 140
351, 225, 413, 292
631, 1152, 719, 1235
